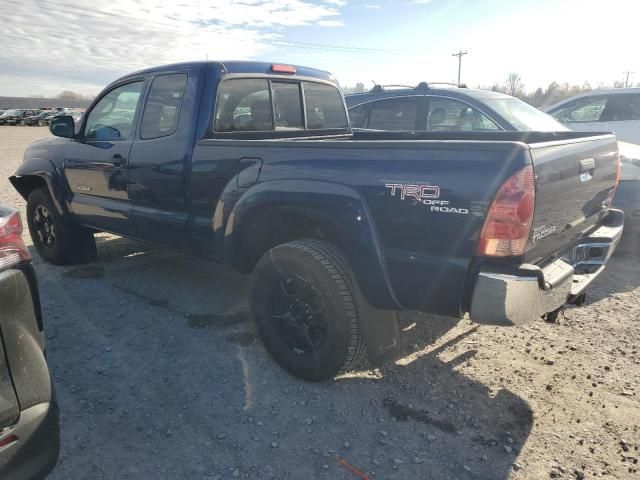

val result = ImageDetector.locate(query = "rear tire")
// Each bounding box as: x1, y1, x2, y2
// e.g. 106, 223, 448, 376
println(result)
26, 188, 97, 265
250, 239, 367, 381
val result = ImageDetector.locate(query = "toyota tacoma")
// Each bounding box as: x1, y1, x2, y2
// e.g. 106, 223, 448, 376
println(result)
9, 61, 624, 380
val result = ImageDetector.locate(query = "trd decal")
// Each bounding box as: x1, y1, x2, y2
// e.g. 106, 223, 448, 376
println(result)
385, 183, 469, 215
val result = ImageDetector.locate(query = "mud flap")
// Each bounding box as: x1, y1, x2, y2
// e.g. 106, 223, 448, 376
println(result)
357, 299, 401, 366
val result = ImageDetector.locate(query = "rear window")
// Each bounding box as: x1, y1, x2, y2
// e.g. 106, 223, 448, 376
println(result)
303, 82, 348, 129
272, 82, 303, 130
215, 79, 272, 132
488, 98, 567, 131
214, 78, 347, 134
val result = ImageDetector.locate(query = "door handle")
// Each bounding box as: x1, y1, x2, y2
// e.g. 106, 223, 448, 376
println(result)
112, 154, 127, 167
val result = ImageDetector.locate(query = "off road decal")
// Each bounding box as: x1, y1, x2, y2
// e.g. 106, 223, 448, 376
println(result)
384, 183, 469, 215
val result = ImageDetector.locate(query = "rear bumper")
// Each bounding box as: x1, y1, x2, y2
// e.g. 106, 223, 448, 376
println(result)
0, 402, 60, 480
470, 209, 624, 326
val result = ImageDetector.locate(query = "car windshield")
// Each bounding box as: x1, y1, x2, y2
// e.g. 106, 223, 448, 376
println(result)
1, 110, 17, 116
485, 98, 567, 131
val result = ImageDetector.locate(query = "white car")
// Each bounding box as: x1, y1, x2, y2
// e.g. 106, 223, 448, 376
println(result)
546, 88, 640, 144
547, 90, 640, 235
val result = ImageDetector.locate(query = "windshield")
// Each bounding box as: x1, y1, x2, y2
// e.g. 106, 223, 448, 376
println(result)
1, 110, 17, 116
485, 97, 568, 131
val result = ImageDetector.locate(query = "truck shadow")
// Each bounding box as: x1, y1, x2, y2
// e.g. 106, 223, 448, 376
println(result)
42, 234, 532, 480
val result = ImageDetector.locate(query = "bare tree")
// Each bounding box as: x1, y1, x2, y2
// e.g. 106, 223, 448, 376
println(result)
505, 73, 525, 97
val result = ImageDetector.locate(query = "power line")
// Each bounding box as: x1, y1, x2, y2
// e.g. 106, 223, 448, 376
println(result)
452, 50, 468, 85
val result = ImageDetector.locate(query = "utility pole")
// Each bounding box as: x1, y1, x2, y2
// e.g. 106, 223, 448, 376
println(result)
452, 50, 468, 85
624, 71, 634, 87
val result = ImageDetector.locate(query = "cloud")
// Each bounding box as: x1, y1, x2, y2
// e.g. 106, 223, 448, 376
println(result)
317, 19, 344, 27
0, 0, 347, 96
410, 0, 431, 4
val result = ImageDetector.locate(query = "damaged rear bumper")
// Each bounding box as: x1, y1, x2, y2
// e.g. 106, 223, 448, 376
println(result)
469, 209, 624, 326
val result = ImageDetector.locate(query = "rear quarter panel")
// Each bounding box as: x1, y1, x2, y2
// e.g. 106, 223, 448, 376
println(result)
209, 139, 531, 317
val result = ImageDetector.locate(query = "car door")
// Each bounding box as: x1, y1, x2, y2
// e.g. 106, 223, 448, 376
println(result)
63, 80, 145, 234
127, 72, 192, 250
597, 93, 640, 144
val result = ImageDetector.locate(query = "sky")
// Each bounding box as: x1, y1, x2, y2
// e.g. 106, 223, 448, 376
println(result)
0, 0, 638, 97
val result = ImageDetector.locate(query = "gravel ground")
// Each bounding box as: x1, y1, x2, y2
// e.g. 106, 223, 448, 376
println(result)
1, 126, 639, 480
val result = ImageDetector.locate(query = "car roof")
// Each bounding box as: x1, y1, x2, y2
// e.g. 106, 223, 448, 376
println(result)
546, 87, 640, 111
344, 86, 512, 107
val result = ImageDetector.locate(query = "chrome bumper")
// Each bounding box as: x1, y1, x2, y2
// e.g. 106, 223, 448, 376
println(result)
470, 209, 624, 326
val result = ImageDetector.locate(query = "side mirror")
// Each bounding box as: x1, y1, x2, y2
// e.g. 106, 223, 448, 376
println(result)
49, 115, 75, 138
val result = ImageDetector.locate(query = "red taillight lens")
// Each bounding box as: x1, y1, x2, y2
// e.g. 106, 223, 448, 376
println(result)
271, 64, 296, 74
0, 211, 30, 270
477, 165, 535, 257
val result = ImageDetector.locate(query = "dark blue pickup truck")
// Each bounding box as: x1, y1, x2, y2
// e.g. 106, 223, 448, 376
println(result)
10, 61, 624, 380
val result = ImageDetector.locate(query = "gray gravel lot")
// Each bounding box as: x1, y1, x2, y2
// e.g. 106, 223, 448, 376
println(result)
1, 126, 639, 479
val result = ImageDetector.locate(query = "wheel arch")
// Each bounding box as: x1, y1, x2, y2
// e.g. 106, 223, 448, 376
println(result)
10, 157, 71, 218
224, 179, 401, 310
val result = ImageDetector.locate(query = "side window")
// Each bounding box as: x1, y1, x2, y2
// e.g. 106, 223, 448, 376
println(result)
427, 98, 499, 131
368, 98, 418, 130
140, 74, 188, 139
84, 81, 143, 140
214, 79, 272, 132
303, 82, 348, 129
552, 97, 606, 123
348, 104, 369, 128
630, 95, 640, 120
272, 82, 303, 130
599, 95, 634, 122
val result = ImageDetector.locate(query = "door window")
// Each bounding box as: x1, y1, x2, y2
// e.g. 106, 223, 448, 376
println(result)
599, 95, 635, 122
427, 98, 499, 131
552, 97, 606, 123
140, 74, 188, 139
368, 98, 418, 130
84, 81, 144, 140
348, 104, 369, 128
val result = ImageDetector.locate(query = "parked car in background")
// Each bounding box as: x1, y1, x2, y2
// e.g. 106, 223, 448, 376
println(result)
614, 141, 640, 235
546, 88, 640, 144
0, 205, 60, 478
546, 89, 640, 235
23, 110, 53, 126
345, 83, 566, 132
0, 109, 16, 125
2, 109, 40, 126
40, 111, 65, 126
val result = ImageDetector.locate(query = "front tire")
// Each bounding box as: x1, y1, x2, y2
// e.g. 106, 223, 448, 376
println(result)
250, 239, 367, 381
26, 188, 97, 265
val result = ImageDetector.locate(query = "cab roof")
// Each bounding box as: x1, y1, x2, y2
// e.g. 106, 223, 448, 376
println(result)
123, 61, 336, 84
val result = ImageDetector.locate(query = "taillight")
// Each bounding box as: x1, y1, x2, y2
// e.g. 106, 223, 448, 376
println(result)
477, 165, 535, 257
0, 211, 30, 270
